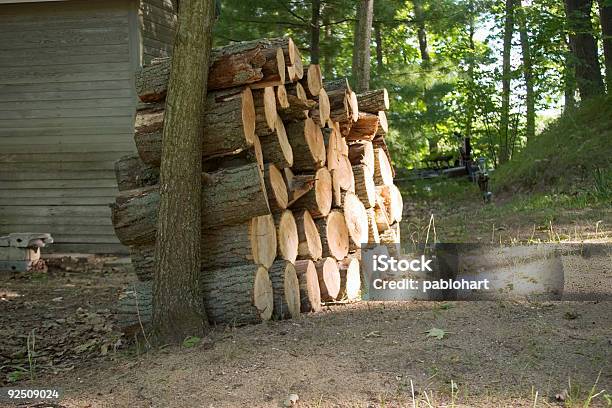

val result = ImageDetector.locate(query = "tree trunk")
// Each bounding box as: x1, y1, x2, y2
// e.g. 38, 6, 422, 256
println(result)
314, 210, 349, 260
294, 260, 322, 312
152, 0, 216, 343
310, 0, 321, 65
374, 21, 384, 76
598, 0, 612, 91
352, 0, 374, 92
517, 1, 535, 142
564, 0, 605, 98
466, 2, 476, 139
499, 0, 515, 164
268, 260, 301, 319
564, 34, 578, 111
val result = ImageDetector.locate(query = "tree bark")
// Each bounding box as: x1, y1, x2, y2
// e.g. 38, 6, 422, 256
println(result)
348, 141, 375, 173
352, 0, 374, 92
134, 88, 256, 166
517, 1, 535, 142
310, 0, 321, 65
374, 21, 384, 76
356, 89, 389, 113
499, 0, 515, 164
346, 112, 380, 141
563, 34, 578, 111
152, 0, 216, 343
114, 154, 159, 191
285, 118, 326, 171
598, 0, 612, 91
564, 0, 605, 98
200, 264, 274, 325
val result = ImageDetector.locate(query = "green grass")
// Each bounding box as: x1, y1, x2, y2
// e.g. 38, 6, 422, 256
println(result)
494, 95, 612, 193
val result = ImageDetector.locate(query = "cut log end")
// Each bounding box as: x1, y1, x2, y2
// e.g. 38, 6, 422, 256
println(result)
294, 260, 322, 312
316, 257, 341, 301
253, 265, 274, 321
242, 87, 256, 144
343, 192, 369, 248
338, 257, 361, 301
269, 260, 301, 319
296, 210, 323, 260
251, 214, 278, 268
276, 209, 299, 263
265, 163, 289, 211
317, 210, 349, 260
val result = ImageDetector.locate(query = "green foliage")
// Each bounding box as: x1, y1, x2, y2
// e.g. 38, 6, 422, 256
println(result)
494, 95, 612, 192
182, 336, 202, 348
214, 0, 609, 170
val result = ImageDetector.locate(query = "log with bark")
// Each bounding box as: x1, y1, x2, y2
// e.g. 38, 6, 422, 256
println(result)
134, 88, 256, 166
290, 167, 332, 218
112, 163, 269, 246
352, 164, 376, 208
337, 257, 361, 301
268, 260, 301, 319
260, 116, 293, 168
264, 163, 288, 212
377, 184, 403, 224
294, 260, 322, 312
114, 154, 159, 191
379, 222, 400, 244
314, 210, 349, 260
116, 281, 152, 334
300, 64, 323, 97
201, 264, 273, 325
136, 38, 296, 101
374, 194, 391, 232
346, 112, 379, 141
278, 95, 316, 123
285, 118, 326, 171
348, 141, 375, 173
373, 147, 394, 186
356, 89, 389, 113
295, 210, 323, 260
315, 257, 341, 301
274, 209, 299, 263
366, 207, 380, 244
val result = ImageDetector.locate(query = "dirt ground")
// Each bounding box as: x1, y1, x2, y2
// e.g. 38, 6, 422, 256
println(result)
1, 255, 610, 408
1, 182, 611, 407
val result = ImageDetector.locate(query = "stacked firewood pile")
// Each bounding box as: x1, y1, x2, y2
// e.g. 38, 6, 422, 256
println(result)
111, 37, 403, 329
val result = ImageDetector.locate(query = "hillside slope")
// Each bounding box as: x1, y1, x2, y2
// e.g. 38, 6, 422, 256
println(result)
494, 96, 612, 193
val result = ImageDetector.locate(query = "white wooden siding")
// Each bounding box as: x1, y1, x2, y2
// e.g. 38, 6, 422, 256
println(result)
0, 0, 138, 254
139, 0, 177, 64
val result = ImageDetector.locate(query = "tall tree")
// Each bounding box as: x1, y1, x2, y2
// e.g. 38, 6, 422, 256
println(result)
465, 0, 476, 140
352, 0, 374, 91
599, 0, 612, 91
499, 0, 515, 164
564, 0, 605, 98
311, 0, 321, 64
374, 21, 384, 76
517, 1, 535, 141
153, 0, 216, 343
563, 34, 577, 111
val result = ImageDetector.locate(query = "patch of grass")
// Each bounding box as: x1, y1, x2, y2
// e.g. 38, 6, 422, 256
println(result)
494, 95, 612, 193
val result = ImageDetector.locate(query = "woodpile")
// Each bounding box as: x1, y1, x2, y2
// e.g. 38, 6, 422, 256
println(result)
111, 37, 403, 331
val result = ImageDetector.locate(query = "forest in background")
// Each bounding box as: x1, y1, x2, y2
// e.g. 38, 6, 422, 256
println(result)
213, 0, 612, 169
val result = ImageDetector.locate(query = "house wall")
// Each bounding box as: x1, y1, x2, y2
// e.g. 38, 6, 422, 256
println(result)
0, 0, 140, 253
139, 0, 177, 64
